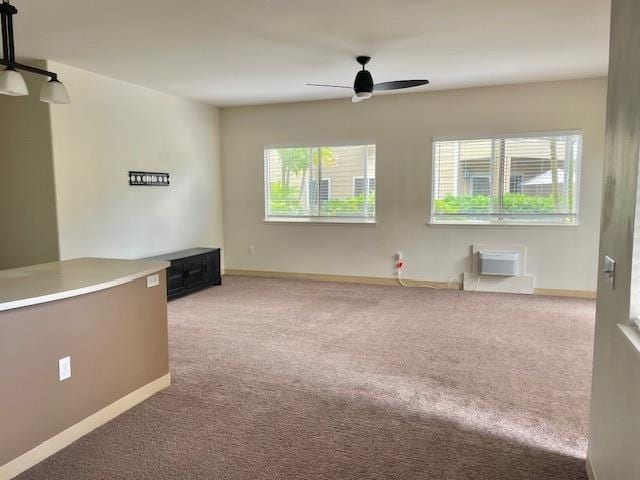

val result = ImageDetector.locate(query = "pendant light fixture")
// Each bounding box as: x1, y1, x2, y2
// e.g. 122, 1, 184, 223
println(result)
0, 0, 70, 104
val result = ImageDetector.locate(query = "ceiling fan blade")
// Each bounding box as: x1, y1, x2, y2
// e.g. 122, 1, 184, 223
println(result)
306, 83, 352, 89
373, 80, 429, 91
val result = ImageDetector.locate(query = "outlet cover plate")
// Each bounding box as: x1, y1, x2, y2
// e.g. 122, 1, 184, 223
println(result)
59, 356, 71, 381
147, 274, 160, 288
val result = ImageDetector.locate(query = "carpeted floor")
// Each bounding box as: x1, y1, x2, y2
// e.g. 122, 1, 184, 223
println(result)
17, 276, 595, 480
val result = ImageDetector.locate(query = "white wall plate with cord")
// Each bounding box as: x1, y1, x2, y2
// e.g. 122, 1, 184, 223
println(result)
394, 251, 461, 290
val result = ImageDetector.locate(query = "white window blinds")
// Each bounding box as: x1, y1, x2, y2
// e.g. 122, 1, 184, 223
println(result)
431, 133, 582, 224
264, 144, 376, 220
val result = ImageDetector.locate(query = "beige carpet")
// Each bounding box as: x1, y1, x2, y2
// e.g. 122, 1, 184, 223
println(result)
17, 276, 595, 480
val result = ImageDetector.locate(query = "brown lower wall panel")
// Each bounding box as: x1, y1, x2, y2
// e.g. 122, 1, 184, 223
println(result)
0, 271, 169, 466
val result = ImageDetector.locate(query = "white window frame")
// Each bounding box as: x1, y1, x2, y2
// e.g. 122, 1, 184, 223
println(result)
429, 131, 582, 227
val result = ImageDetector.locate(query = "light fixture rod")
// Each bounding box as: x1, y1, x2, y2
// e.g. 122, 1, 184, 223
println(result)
6, 5, 14, 62
1, 8, 8, 61
0, 1, 58, 80
0, 0, 69, 103
0, 59, 57, 80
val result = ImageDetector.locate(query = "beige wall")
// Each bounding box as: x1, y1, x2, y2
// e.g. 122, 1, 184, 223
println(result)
220, 78, 607, 291
47, 61, 224, 261
0, 272, 168, 467
0, 61, 59, 270
588, 0, 640, 478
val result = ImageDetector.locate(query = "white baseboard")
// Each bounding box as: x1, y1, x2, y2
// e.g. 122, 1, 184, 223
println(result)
0, 373, 171, 480
224, 269, 595, 298
224, 269, 451, 288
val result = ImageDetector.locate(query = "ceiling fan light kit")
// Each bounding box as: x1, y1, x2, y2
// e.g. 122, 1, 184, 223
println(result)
352, 91, 372, 103
308, 55, 429, 104
0, 0, 70, 103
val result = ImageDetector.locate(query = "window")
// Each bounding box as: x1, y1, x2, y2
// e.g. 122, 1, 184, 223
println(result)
264, 144, 376, 221
509, 174, 523, 194
353, 176, 376, 196
431, 133, 582, 225
309, 178, 331, 202
470, 176, 490, 196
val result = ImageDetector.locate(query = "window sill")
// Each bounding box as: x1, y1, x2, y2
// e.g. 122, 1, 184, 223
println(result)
427, 221, 579, 229
264, 217, 377, 226
618, 323, 640, 356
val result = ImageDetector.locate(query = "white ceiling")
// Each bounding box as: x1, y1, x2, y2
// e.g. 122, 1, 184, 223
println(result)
11, 0, 610, 106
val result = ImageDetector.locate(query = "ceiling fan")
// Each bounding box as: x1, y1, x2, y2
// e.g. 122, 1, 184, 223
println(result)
307, 56, 429, 103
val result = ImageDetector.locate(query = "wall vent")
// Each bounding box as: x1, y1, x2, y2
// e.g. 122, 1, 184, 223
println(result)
478, 251, 519, 276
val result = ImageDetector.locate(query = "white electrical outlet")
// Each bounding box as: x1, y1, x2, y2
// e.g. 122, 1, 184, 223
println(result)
147, 273, 160, 288
59, 356, 71, 381
395, 252, 404, 273
249, 246, 255, 255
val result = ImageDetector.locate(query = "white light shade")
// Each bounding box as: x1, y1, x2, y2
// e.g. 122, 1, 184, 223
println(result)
40, 79, 70, 104
0, 68, 29, 96
352, 91, 372, 103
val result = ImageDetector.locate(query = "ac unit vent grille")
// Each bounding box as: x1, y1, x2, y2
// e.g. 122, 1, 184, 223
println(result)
478, 251, 519, 276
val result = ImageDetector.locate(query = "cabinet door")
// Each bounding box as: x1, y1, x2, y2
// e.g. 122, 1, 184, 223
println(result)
167, 260, 187, 297
185, 255, 207, 289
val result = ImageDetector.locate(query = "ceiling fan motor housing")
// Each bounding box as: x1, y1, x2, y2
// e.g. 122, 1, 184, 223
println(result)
354, 70, 374, 94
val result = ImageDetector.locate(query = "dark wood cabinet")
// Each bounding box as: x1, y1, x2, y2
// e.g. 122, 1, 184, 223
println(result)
145, 248, 221, 300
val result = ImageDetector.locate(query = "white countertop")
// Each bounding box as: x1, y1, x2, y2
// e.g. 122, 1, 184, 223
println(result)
0, 258, 170, 312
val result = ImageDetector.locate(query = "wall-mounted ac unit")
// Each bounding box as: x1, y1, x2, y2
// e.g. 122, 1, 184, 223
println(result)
478, 251, 519, 276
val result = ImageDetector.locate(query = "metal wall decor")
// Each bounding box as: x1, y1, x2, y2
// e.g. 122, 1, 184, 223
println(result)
129, 171, 170, 186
